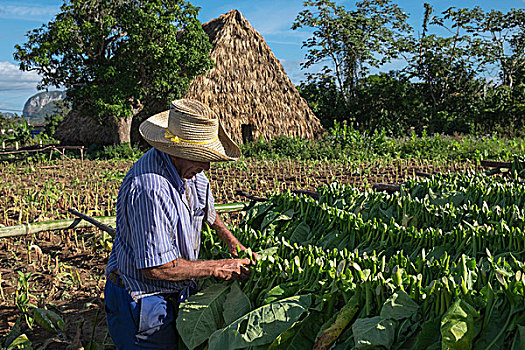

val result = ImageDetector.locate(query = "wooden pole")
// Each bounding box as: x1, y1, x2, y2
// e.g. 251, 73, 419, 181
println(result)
0, 202, 250, 239
481, 160, 511, 168
68, 208, 116, 235
0, 216, 116, 239
373, 183, 401, 193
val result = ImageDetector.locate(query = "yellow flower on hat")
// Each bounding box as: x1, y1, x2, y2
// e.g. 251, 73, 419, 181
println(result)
165, 129, 181, 143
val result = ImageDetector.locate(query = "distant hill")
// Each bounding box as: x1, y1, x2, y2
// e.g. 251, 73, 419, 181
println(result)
23, 91, 67, 123
0, 112, 16, 119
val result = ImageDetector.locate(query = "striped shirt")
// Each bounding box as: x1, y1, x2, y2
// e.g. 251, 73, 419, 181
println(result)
105, 148, 216, 300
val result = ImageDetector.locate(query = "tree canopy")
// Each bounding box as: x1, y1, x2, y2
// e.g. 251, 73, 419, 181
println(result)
14, 0, 213, 144
294, 2, 525, 136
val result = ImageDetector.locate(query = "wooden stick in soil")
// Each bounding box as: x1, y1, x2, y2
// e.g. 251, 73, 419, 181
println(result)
235, 190, 267, 202
373, 183, 401, 193
68, 208, 116, 235
480, 160, 511, 168
415, 171, 433, 178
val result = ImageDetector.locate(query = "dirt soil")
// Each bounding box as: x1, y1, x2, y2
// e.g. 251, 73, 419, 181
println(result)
0, 228, 111, 348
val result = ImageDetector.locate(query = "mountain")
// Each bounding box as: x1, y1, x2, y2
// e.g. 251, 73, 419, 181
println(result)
0, 112, 16, 119
23, 91, 66, 123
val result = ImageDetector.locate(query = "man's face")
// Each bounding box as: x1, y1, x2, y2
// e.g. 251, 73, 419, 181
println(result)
170, 156, 210, 179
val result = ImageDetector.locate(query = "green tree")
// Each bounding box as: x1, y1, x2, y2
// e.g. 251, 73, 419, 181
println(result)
350, 72, 422, 135
297, 75, 347, 128
403, 4, 485, 133
14, 0, 213, 145
292, 0, 412, 103
469, 8, 525, 133
473, 9, 525, 89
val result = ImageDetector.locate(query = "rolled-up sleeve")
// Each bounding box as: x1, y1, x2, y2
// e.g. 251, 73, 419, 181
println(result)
128, 187, 180, 269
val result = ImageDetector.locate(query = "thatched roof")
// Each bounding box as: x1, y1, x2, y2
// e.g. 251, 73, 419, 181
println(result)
185, 9, 323, 144
54, 103, 135, 146
54, 108, 113, 146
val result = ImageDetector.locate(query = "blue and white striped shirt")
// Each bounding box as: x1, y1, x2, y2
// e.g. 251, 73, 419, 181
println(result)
106, 148, 216, 300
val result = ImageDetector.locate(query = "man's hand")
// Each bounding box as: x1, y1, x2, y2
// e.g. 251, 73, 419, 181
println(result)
228, 241, 245, 257
212, 259, 252, 280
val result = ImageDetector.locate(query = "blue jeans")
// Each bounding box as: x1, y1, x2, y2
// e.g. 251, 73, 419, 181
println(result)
104, 275, 178, 349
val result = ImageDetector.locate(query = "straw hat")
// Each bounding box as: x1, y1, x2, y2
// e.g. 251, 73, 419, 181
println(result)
139, 99, 241, 162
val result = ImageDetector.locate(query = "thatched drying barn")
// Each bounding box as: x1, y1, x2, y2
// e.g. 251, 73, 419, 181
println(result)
54, 105, 134, 146
54, 9, 322, 146
185, 9, 322, 144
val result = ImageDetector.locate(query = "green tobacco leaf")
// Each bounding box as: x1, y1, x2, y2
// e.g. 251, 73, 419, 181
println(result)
314, 295, 360, 350
177, 283, 231, 350
208, 294, 312, 350
380, 290, 418, 321
223, 281, 251, 325
288, 222, 311, 244
33, 308, 64, 334
441, 299, 478, 350
268, 310, 324, 350
244, 202, 274, 227
263, 281, 301, 305
414, 317, 441, 350
261, 211, 281, 231
511, 325, 525, 350
256, 246, 279, 261
352, 316, 395, 349
6, 334, 32, 349
473, 306, 505, 350
4, 317, 23, 348
330, 323, 355, 350
275, 209, 295, 222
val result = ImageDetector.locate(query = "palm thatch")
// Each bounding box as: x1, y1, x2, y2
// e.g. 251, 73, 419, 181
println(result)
54, 104, 134, 146
54, 106, 113, 145
185, 9, 323, 144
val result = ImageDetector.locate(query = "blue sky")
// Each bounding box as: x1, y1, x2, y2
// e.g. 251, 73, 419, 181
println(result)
0, 0, 522, 113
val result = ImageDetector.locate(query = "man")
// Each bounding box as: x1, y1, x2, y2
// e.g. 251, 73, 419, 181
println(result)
104, 99, 254, 349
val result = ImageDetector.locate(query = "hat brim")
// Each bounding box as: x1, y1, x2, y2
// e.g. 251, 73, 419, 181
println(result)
139, 110, 241, 162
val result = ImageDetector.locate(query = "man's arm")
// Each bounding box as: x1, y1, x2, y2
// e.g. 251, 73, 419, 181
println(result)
211, 214, 245, 256
142, 257, 252, 281
211, 214, 258, 260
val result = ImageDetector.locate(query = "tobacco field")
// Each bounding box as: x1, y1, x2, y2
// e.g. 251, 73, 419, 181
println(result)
179, 157, 525, 349
2, 155, 521, 349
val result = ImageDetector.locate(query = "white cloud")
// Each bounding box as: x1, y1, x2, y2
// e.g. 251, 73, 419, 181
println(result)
0, 3, 58, 22
0, 61, 40, 89
0, 61, 40, 111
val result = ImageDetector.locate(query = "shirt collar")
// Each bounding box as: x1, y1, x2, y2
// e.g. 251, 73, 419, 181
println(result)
157, 149, 185, 194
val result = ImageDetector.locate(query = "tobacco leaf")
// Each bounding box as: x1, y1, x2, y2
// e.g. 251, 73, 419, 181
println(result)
223, 281, 251, 325
208, 294, 311, 350
441, 299, 478, 350
352, 316, 395, 349
176, 283, 230, 350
